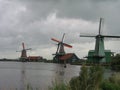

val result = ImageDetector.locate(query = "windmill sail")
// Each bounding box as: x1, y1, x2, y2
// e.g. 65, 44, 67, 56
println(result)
63, 43, 72, 48
51, 38, 60, 43
99, 18, 103, 35
102, 35, 120, 38
80, 35, 96, 37
22, 42, 25, 50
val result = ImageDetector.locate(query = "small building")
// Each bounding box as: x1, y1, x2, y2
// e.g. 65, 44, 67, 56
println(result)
60, 53, 80, 64
27, 56, 43, 62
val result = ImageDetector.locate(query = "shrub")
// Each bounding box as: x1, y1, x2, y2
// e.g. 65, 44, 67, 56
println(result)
101, 73, 120, 90
69, 76, 79, 90
48, 80, 70, 90
69, 65, 103, 90
101, 81, 120, 90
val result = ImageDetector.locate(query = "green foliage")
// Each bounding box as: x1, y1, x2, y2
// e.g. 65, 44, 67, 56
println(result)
69, 76, 79, 90
69, 65, 103, 90
27, 84, 33, 90
89, 65, 103, 90
49, 65, 120, 90
101, 81, 120, 90
109, 73, 120, 86
111, 54, 120, 71
101, 73, 120, 90
48, 80, 70, 90
79, 65, 89, 90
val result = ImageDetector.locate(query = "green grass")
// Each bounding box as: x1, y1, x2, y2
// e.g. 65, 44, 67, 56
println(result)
48, 80, 70, 90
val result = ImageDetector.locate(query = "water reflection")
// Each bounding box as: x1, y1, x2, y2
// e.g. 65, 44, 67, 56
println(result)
0, 62, 80, 89
20, 62, 26, 90
55, 64, 65, 83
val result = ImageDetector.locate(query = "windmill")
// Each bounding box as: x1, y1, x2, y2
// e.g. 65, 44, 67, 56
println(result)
51, 33, 72, 64
80, 18, 120, 63
16, 42, 31, 61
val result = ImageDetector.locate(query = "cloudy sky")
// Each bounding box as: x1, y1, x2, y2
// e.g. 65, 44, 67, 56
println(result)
0, 0, 120, 59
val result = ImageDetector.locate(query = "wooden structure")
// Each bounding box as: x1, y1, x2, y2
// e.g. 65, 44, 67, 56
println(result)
80, 18, 120, 63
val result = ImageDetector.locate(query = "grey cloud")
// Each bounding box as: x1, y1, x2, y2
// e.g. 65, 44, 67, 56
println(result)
0, 0, 120, 59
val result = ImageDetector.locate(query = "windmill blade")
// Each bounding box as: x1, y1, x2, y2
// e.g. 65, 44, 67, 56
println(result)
16, 50, 21, 52
22, 42, 25, 49
80, 35, 96, 37
51, 38, 60, 43
61, 33, 65, 42
26, 48, 32, 50
102, 35, 120, 38
63, 43, 72, 48
99, 18, 103, 35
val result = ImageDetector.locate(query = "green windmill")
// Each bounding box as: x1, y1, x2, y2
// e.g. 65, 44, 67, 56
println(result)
80, 18, 120, 63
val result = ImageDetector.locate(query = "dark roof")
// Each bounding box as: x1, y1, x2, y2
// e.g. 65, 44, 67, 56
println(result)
60, 53, 74, 60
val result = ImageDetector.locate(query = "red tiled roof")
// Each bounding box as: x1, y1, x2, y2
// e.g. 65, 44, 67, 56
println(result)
60, 53, 74, 60
27, 56, 42, 60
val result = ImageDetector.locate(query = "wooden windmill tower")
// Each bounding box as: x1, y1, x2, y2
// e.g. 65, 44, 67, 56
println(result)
51, 33, 72, 63
16, 42, 31, 61
80, 18, 120, 63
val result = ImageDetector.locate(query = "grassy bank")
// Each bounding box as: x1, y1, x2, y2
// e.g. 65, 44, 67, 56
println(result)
49, 65, 120, 90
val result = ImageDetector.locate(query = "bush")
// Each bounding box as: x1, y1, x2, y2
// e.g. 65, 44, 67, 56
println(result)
101, 73, 120, 90
69, 76, 79, 90
111, 65, 120, 71
49, 65, 120, 90
101, 81, 120, 90
111, 54, 120, 71
48, 80, 70, 90
69, 65, 103, 90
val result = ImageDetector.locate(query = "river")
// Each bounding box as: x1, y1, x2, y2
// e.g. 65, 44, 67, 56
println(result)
0, 62, 81, 90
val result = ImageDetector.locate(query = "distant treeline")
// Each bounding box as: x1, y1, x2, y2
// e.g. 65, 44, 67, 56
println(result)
0, 58, 19, 61
111, 53, 120, 71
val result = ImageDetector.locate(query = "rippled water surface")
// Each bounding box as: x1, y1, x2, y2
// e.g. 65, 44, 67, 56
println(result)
0, 62, 81, 90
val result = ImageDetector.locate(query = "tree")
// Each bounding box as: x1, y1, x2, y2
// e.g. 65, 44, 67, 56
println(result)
70, 65, 103, 90
111, 54, 120, 71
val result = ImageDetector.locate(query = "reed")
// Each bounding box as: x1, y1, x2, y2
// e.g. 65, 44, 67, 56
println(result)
48, 80, 71, 90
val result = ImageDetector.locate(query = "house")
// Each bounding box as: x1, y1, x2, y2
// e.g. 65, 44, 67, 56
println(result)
27, 56, 43, 62
60, 53, 80, 64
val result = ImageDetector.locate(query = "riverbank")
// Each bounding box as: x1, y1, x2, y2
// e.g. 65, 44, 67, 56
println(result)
49, 65, 120, 90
